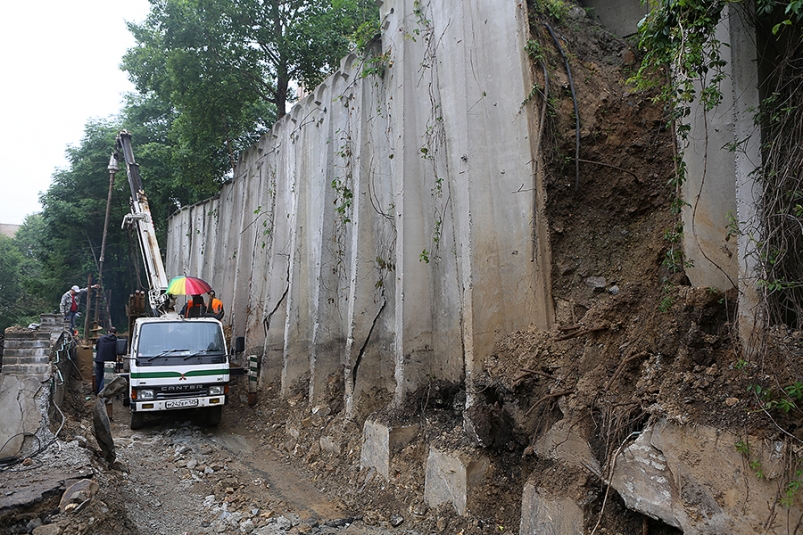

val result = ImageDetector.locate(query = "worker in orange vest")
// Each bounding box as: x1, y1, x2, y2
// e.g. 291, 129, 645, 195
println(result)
207, 290, 225, 320
182, 294, 206, 318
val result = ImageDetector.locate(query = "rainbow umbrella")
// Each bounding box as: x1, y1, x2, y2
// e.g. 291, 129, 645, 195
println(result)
166, 276, 212, 296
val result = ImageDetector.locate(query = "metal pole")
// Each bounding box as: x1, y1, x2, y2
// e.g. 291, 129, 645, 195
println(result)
99, 154, 117, 286
95, 154, 118, 330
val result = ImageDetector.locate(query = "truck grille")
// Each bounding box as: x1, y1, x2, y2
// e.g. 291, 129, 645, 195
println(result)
155, 384, 208, 399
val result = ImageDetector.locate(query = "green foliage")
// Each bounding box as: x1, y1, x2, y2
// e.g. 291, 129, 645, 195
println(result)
662, 223, 690, 273
124, 0, 378, 121
631, 0, 729, 124
360, 51, 391, 79
530, 0, 570, 21
38, 119, 143, 329
331, 178, 354, 223
0, 227, 51, 331
658, 283, 676, 313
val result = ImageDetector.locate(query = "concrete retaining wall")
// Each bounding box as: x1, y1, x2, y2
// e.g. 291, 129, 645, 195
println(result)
165, 0, 553, 413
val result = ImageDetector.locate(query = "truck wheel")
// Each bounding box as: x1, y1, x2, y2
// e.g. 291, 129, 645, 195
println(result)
206, 406, 222, 427
130, 411, 145, 430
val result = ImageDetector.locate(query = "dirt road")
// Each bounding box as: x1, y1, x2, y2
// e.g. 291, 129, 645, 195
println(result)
114, 394, 408, 535
0, 391, 402, 535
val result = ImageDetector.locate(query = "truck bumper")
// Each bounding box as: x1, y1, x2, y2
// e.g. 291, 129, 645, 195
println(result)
132, 395, 227, 412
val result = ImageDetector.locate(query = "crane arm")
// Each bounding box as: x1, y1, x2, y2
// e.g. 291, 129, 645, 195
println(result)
116, 130, 169, 314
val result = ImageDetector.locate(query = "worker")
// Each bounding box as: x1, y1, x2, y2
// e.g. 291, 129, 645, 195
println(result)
94, 327, 118, 395
207, 290, 225, 320
60, 284, 100, 333
183, 294, 206, 318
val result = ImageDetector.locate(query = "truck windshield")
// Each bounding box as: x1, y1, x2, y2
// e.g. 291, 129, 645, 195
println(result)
137, 321, 225, 360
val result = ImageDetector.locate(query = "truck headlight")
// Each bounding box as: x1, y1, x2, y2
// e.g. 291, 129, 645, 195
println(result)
209, 385, 225, 395
137, 389, 155, 401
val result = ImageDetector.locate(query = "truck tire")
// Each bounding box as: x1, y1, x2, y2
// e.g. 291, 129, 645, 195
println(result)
206, 406, 222, 427
130, 411, 145, 430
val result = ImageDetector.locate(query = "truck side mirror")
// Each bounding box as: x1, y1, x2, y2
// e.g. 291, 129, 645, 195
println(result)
234, 336, 245, 353
116, 338, 128, 355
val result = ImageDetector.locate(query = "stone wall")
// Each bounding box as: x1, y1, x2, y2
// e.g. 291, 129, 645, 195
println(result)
165, 0, 553, 414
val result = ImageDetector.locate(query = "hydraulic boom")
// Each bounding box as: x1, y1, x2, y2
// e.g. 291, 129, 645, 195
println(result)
116, 130, 169, 314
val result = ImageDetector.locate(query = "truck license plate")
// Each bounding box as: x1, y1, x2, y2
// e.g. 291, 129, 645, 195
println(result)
165, 399, 199, 408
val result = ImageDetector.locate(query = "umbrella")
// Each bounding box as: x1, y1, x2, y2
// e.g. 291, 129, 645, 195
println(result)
166, 276, 212, 296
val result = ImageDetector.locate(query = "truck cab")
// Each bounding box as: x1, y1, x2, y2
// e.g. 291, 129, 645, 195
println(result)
126, 313, 235, 429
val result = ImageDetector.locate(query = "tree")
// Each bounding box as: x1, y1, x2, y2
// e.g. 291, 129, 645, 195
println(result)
38, 119, 137, 330
125, 0, 377, 119
0, 215, 51, 330
121, 0, 378, 190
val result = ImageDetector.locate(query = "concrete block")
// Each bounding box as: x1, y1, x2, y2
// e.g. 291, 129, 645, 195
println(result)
0, 375, 48, 458
609, 427, 680, 528
610, 418, 803, 534
535, 419, 601, 478
519, 484, 584, 535
361, 420, 419, 480
424, 447, 488, 516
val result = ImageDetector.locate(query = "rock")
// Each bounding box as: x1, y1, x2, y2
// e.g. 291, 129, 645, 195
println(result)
92, 399, 116, 463
390, 514, 404, 527
59, 479, 99, 512
273, 516, 293, 530
724, 397, 739, 407
187, 459, 199, 470
319, 436, 341, 454
311, 405, 330, 416
610, 419, 800, 534
240, 519, 256, 533
436, 516, 448, 531
584, 276, 606, 291
32, 525, 62, 535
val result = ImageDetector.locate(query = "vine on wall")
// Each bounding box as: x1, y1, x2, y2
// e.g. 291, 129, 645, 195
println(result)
632, 0, 803, 508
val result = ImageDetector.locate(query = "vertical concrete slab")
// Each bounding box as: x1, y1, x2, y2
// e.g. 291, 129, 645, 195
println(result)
309, 75, 350, 405
681, 18, 739, 292
382, 0, 438, 405
343, 65, 397, 417
227, 169, 250, 335
728, 5, 763, 345
282, 107, 314, 397
242, 149, 272, 354
424, 447, 488, 516
257, 130, 295, 385
427, 0, 553, 404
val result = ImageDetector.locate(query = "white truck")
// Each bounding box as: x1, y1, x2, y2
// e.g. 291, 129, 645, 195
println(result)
114, 130, 243, 429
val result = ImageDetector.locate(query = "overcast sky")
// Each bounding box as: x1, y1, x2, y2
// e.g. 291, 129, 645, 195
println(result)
0, 0, 152, 226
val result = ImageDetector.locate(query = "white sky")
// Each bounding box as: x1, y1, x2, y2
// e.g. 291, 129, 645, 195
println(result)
0, 0, 152, 226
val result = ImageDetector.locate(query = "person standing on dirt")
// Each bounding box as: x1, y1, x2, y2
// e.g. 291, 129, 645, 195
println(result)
206, 290, 225, 320
94, 326, 118, 395
60, 284, 99, 333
